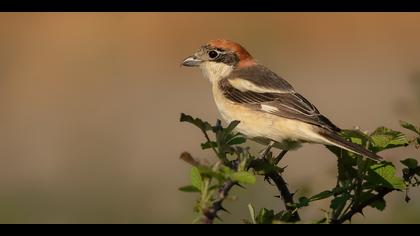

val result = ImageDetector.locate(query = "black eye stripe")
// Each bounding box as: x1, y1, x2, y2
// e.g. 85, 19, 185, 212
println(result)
214, 52, 239, 66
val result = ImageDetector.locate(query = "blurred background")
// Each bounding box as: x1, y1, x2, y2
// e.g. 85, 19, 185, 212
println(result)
0, 13, 419, 223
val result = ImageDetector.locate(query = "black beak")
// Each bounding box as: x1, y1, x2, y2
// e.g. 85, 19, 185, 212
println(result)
181, 56, 202, 67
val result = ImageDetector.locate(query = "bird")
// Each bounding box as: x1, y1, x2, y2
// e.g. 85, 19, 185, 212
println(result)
181, 39, 382, 161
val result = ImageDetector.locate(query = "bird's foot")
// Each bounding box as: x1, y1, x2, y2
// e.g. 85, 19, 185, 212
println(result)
259, 141, 275, 159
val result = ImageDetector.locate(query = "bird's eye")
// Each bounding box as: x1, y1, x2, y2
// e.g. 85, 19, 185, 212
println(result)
208, 50, 219, 59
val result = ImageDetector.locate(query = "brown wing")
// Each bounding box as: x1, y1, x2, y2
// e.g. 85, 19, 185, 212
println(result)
219, 78, 341, 132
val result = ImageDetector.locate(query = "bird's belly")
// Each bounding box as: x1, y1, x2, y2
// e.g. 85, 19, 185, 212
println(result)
212, 85, 326, 150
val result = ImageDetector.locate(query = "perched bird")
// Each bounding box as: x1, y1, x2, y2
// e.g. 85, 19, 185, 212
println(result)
181, 39, 382, 161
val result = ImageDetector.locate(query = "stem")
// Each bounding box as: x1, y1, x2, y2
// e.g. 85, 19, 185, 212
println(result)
331, 188, 392, 224
202, 130, 219, 158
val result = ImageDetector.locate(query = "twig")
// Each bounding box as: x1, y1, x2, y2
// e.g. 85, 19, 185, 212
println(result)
331, 187, 392, 224
202, 180, 237, 224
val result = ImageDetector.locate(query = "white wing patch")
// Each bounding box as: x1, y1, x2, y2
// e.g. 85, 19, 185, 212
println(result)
261, 104, 279, 113
228, 78, 289, 93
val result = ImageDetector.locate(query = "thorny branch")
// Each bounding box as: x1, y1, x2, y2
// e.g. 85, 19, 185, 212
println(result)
252, 149, 301, 222
266, 171, 300, 222
202, 180, 237, 224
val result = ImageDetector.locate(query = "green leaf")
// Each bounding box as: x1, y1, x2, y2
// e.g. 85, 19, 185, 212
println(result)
197, 166, 225, 180
367, 163, 405, 190
220, 166, 234, 175
227, 136, 247, 146
230, 171, 256, 184
274, 211, 293, 223
248, 204, 257, 224
401, 158, 418, 169
310, 190, 333, 201
326, 129, 371, 160
178, 185, 201, 192
370, 198, 386, 211
200, 141, 217, 150
256, 208, 275, 224
330, 195, 349, 210
340, 129, 371, 146
358, 191, 385, 211
400, 120, 420, 135
370, 127, 408, 152
295, 196, 310, 208
190, 167, 204, 192
331, 149, 359, 182
224, 120, 241, 135
180, 113, 212, 132
250, 159, 284, 173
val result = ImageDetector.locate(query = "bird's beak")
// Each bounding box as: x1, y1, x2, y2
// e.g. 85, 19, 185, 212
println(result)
181, 56, 202, 67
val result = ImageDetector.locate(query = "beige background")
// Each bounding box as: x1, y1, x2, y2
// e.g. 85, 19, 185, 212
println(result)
0, 13, 419, 223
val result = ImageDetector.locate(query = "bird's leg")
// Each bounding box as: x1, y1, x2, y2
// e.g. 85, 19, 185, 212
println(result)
259, 141, 275, 159
273, 150, 288, 165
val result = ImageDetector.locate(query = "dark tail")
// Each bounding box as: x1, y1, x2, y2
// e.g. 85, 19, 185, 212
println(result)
319, 130, 383, 162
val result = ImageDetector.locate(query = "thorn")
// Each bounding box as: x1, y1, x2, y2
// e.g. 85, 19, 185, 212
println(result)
215, 214, 223, 221
274, 195, 281, 198
265, 178, 274, 185
236, 183, 246, 189
220, 206, 231, 214
357, 209, 364, 216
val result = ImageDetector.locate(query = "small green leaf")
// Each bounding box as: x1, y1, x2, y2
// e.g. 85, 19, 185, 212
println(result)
310, 190, 333, 201
367, 163, 405, 190
197, 166, 225, 180
230, 171, 256, 184
340, 129, 371, 146
256, 208, 275, 224
295, 196, 310, 208
330, 195, 349, 210
248, 204, 257, 224
179, 185, 201, 192
401, 158, 418, 169
370, 127, 408, 152
227, 136, 247, 145
275, 211, 293, 223
190, 167, 203, 192
370, 198, 386, 211
180, 113, 212, 132
400, 120, 420, 135
250, 159, 284, 173
224, 120, 241, 134
200, 141, 217, 150
220, 166, 234, 175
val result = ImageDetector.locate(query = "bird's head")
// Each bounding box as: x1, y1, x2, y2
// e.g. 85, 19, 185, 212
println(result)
182, 39, 257, 82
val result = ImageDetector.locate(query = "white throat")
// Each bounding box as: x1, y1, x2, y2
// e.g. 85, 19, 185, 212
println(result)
199, 61, 233, 84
